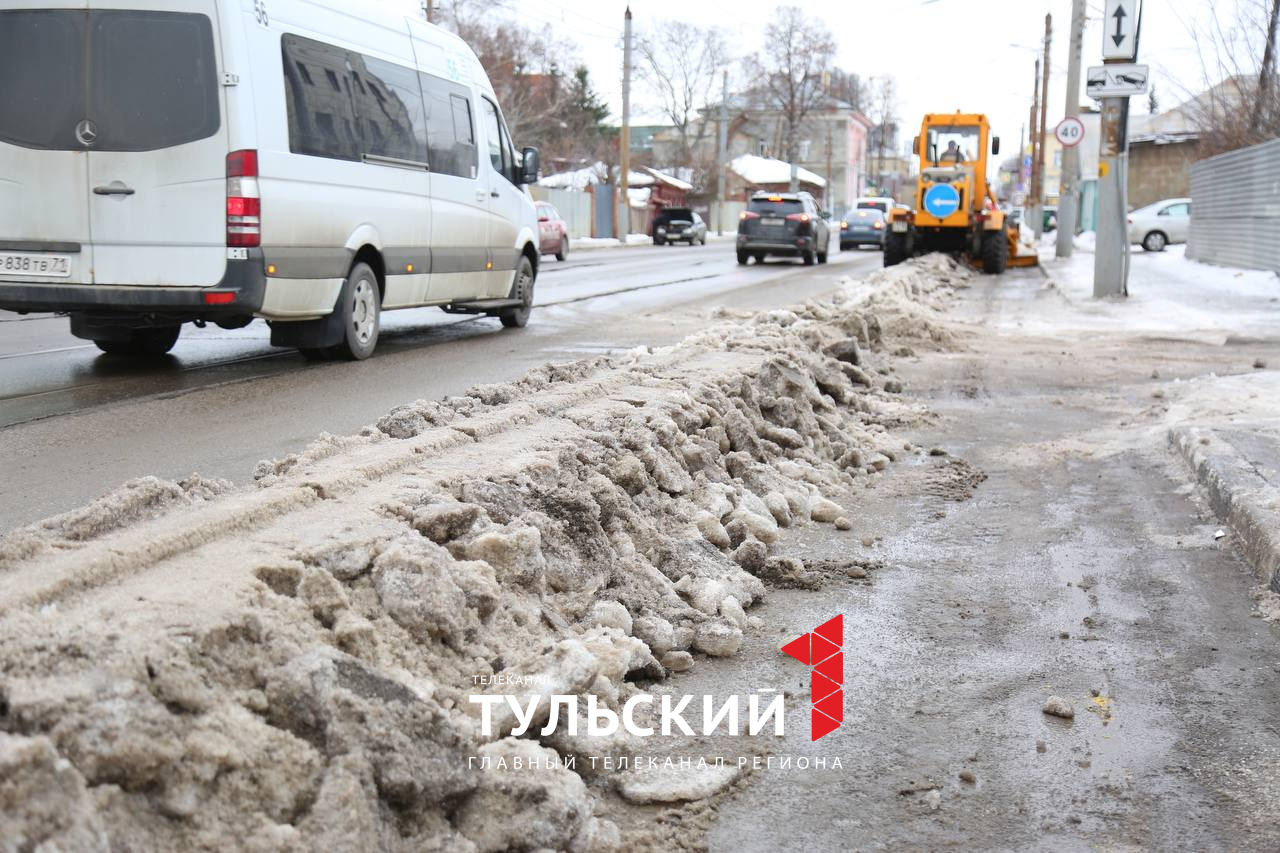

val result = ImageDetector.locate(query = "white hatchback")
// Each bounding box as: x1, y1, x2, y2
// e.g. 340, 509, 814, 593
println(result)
1128, 198, 1192, 252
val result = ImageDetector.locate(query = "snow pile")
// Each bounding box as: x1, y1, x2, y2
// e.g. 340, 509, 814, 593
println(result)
0, 258, 963, 850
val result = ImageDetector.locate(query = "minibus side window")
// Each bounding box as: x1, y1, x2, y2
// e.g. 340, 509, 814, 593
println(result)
282, 34, 360, 160
352, 54, 427, 163
481, 96, 518, 185
480, 97, 506, 178
421, 72, 477, 179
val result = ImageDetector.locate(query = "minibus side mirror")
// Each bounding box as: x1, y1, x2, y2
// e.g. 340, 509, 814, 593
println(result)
520, 147, 540, 185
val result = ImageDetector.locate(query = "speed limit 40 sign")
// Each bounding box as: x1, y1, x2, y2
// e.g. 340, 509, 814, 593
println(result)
1055, 116, 1085, 148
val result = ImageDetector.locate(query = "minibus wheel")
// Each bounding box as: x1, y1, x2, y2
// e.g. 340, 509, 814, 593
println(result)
500, 256, 535, 329
329, 262, 381, 360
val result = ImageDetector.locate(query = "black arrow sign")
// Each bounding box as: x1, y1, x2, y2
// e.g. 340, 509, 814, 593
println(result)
1112, 5, 1128, 47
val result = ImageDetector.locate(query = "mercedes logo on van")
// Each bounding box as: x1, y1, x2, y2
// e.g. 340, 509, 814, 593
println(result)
75, 119, 99, 148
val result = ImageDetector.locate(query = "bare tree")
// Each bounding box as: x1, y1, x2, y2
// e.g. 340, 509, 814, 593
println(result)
637, 20, 729, 181
1252, 0, 1280, 135
743, 7, 837, 187
827, 68, 864, 112
433, 0, 611, 164
865, 76, 898, 194
432, 0, 510, 34
1181, 0, 1280, 156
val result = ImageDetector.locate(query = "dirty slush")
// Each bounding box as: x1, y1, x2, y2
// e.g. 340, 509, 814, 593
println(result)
0, 257, 974, 851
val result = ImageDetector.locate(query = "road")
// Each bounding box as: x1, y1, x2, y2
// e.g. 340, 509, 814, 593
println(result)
0, 243, 883, 530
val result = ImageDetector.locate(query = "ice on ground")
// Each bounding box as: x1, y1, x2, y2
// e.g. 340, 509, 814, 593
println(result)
0, 257, 966, 849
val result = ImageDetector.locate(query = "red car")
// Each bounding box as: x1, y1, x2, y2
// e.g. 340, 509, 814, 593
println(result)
536, 202, 570, 261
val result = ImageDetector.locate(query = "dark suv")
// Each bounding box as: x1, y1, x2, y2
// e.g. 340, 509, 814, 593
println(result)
653, 207, 707, 245
736, 191, 831, 265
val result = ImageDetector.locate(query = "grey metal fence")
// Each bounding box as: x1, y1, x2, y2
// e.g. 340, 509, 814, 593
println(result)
1187, 138, 1280, 272
528, 187, 594, 239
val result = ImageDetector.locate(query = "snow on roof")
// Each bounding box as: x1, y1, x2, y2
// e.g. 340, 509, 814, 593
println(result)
642, 166, 693, 191
538, 162, 676, 192
730, 154, 826, 189
537, 163, 609, 191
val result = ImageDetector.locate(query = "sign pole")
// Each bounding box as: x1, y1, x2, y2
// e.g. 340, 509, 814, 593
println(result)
1056, 0, 1086, 259
1093, 0, 1140, 298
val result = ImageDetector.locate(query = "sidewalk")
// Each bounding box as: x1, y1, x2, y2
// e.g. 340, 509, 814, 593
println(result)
1038, 240, 1280, 596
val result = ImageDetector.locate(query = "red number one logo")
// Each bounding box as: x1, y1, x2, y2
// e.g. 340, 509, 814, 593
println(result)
780, 614, 843, 741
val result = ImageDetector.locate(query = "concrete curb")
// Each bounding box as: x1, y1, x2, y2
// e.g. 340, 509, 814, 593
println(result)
1170, 425, 1280, 592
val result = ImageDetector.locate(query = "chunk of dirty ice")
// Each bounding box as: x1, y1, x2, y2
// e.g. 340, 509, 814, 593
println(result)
614, 762, 740, 804
696, 512, 731, 550
1042, 696, 1075, 719
719, 596, 747, 628
692, 621, 743, 657
661, 651, 693, 672
632, 615, 675, 656
456, 738, 594, 853
810, 498, 842, 523
589, 600, 633, 634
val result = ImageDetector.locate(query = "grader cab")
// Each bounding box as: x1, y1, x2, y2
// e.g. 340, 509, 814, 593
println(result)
884, 112, 1038, 273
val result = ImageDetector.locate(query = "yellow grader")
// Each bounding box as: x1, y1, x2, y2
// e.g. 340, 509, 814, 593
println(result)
884, 112, 1038, 273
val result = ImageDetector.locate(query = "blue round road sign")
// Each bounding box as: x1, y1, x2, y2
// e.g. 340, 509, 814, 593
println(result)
924, 184, 961, 218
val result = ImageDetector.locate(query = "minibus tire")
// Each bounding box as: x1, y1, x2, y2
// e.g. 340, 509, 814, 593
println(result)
329, 262, 381, 360
94, 324, 181, 358
499, 256, 535, 329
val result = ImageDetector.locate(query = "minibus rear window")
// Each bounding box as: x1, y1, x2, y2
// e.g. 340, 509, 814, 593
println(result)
89, 11, 221, 151
0, 10, 220, 152
0, 11, 84, 150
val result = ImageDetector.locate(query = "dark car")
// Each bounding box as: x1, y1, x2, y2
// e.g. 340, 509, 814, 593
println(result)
840, 208, 886, 250
736, 191, 831, 265
535, 202, 570, 261
653, 208, 707, 245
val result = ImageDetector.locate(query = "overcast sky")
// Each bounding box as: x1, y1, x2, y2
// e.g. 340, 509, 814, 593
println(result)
384, 0, 1256, 156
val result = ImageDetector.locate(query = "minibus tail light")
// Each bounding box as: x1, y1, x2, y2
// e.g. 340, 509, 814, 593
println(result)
227, 150, 261, 248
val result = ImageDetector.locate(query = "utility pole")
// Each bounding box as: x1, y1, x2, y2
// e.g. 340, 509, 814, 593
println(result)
789, 132, 800, 193
1094, 0, 1141, 298
1033, 14, 1052, 241
421, 0, 433, 23
826, 120, 834, 210
717, 71, 728, 236
1028, 57, 1041, 235
619, 7, 632, 240
1056, 0, 1086, 258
